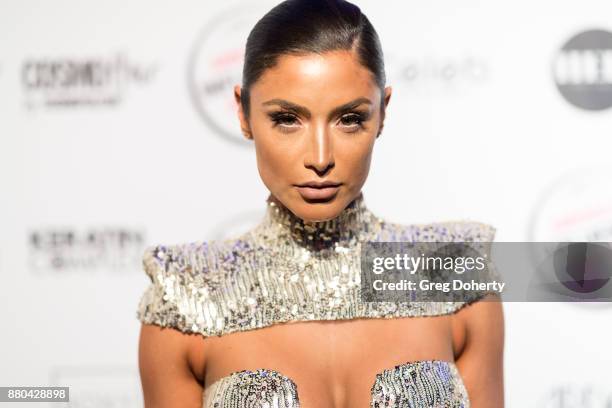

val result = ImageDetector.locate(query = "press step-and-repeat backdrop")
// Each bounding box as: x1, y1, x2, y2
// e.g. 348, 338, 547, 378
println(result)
1, 0, 611, 406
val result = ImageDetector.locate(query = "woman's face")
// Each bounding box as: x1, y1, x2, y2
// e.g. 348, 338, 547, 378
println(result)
234, 50, 392, 222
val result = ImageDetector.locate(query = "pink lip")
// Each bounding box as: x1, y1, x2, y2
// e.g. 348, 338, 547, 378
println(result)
295, 183, 341, 200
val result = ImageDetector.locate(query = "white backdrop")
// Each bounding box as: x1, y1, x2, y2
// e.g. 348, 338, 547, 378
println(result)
1, 0, 611, 406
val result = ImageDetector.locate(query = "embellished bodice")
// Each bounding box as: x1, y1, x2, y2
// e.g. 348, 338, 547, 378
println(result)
203, 360, 469, 408
136, 193, 498, 407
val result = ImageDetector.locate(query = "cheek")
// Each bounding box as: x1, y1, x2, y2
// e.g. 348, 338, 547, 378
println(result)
337, 137, 375, 181
258, 145, 289, 176
251, 130, 294, 187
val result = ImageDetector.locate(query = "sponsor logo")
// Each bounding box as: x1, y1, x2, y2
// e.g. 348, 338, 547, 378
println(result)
28, 227, 145, 273
539, 385, 612, 407
386, 52, 489, 92
528, 167, 612, 305
187, 2, 290, 145
528, 168, 612, 242
22, 53, 158, 110
553, 29, 612, 111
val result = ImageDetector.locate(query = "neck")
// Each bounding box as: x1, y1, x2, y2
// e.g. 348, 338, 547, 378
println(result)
263, 192, 371, 251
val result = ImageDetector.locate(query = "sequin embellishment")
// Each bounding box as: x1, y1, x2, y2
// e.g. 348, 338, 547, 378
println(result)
203, 360, 469, 407
136, 193, 499, 338
371, 360, 469, 407
136, 193, 498, 407
203, 369, 300, 408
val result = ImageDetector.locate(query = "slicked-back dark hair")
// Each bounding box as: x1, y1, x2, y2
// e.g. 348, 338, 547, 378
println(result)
241, 0, 386, 119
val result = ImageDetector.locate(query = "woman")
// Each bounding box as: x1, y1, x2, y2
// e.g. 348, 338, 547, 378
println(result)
137, 0, 504, 406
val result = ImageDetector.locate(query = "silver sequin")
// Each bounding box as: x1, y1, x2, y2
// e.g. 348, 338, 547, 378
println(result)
203, 360, 469, 408
136, 193, 498, 407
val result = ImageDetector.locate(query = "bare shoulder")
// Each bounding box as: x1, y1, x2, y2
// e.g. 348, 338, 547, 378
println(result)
139, 323, 207, 408
455, 294, 504, 333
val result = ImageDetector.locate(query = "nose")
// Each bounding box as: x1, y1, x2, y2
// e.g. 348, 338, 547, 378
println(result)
303, 123, 335, 176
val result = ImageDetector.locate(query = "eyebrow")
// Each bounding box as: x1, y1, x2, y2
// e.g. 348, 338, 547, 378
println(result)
262, 97, 372, 120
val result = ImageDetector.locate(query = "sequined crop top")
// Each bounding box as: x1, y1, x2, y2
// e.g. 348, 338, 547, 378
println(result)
136, 193, 499, 407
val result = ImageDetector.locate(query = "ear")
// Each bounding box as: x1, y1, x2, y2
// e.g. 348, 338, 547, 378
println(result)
377, 86, 392, 138
234, 85, 252, 140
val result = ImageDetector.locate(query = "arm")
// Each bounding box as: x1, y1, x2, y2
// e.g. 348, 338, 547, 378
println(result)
139, 323, 205, 408
454, 294, 505, 407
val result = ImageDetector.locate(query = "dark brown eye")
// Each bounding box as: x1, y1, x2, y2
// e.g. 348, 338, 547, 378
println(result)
269, 112, 299, 127
340, 113, 365, 127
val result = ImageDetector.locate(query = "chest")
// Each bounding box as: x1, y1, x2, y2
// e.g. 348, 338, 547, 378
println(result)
203, 361, 468, 408
195, 316, 468, 407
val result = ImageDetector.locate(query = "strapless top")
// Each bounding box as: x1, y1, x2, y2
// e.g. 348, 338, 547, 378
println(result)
136, 193, 499, 407
204, 360, 469, 407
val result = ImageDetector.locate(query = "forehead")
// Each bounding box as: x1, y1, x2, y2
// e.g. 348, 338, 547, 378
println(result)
249, 50, 379, 109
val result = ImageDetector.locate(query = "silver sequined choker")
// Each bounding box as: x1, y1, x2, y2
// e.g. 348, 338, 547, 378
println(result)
263, 192, 372, 251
